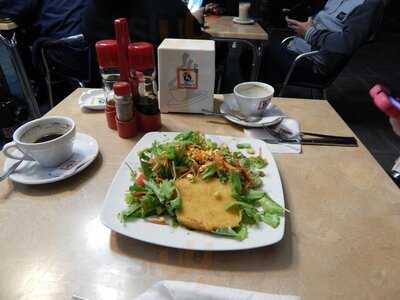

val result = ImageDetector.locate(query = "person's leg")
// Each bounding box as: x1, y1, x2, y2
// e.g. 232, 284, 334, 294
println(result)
260, 39, 325, 86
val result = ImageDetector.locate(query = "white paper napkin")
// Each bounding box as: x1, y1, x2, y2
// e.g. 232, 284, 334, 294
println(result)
135, 281, 301, 300
244, 106, 301, 154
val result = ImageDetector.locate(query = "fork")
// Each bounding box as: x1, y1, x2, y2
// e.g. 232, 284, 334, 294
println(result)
262, 126, 358, 146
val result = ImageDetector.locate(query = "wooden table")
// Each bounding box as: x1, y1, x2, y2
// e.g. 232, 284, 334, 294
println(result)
1, 88, 399, 300
204, 15, 268, 81
205, 16, 268, 41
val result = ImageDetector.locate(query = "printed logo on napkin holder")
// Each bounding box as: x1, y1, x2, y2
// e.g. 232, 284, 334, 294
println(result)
177, 66, 198, 89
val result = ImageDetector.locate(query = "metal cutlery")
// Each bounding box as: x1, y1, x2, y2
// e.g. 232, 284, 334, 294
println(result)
202, 109, 284, 125
0, 160, 23, 182
262, 126, 358, 147
202, 108, 258, 122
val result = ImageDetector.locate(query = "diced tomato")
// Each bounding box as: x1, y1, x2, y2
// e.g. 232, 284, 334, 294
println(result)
135, 173, 145, 186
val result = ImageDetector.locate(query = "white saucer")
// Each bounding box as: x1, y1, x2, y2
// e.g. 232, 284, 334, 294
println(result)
233, 17, 255, 25
220, 94, 283, 128
79, 89, 107, 110
4, 133, 99, 185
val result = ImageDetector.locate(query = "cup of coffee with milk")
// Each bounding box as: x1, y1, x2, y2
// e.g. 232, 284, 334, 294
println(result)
233, 81, 275, 119
238, 1, 251, 21
2, 116, 76, 168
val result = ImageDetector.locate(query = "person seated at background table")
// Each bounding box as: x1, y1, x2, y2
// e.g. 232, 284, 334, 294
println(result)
0, 0, 89, 80
83, 0, 209, 87
261, 0, 383, 87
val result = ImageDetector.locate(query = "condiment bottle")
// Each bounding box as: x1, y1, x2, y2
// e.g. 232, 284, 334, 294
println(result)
95, 40, 120, 104
95, 40, 119, 130
128, 42, 161, 132
113, 81, 137, 138
114, 18, 130, 82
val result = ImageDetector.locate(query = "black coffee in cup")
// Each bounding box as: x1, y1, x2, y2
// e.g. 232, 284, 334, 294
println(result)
34, 133, 63, 143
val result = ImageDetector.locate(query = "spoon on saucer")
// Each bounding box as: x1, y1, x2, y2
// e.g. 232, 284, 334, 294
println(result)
202, 109, 284, 126
0, 160, 23, 182
202, 109, 263, 122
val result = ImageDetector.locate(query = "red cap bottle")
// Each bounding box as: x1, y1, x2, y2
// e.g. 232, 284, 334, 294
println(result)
128, 42, 161, 132
95, 40, 119, 68
128, 42, 155, 72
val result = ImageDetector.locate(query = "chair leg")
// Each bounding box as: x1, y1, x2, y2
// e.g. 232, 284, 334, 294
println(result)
322, 89, 328, 100
45, 76, 54, 108
41, 48, 54, 108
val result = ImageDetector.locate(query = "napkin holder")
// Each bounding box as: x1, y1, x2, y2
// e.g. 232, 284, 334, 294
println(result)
158, 38, 215, 113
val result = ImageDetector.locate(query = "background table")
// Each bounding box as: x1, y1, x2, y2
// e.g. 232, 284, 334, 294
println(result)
1, 88, 399, 300
205, 16, 268, 81
205, 16, 268, 41
0, 21, 18, 31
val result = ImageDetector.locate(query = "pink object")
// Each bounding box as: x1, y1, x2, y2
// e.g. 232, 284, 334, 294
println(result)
370, 84, 400, 120
114, 18, 130, 82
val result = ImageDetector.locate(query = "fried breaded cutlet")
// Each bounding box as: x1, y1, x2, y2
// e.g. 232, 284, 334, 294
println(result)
175, 177, 241, 232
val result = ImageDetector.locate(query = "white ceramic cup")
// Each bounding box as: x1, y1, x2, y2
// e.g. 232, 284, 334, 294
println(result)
238, 2, 251, 20
2, 116, 76, 168
233, 82, 274, 118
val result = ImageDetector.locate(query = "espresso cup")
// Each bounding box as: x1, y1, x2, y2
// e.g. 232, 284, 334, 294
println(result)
233, 82, 274, 118
2, 116, 76, 168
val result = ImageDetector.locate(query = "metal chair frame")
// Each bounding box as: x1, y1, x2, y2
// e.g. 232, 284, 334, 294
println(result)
278, 35, 326, 98
40, 34, 89, 108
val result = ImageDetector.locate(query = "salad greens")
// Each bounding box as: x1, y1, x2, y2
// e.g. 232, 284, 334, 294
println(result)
118, 131, 285, 240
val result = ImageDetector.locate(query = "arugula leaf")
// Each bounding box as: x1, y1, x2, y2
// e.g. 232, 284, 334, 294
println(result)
124, 192, 137, 205
213, 226, 248, 241
228, 171, 242, 194
129, 182, 146, 193
118, 202, 141, 222
165, 144, 177, 160
250, 173, 263, 188
217, 169, 228, 183
160, 180, 175, 200
206, 139, 218, 150
248, 156, 267, 169
141, 193, 159, 216
139, 152, 153, 179
236, 143, 252, 149
201, 163, 218, 180
259, 194, 284, 216
234, 189, 265, 204
262, 213, 281, 228
240, 156, 267, 170
166, 197, 182, 216
246, 148, 255, 155
170, 217, 179, 227
144, 180, 162, 201
175, 131, 205, 145
242, 207, 262, 225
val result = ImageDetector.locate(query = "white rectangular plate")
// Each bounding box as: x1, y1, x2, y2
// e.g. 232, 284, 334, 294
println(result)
100, 132, 285, 251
